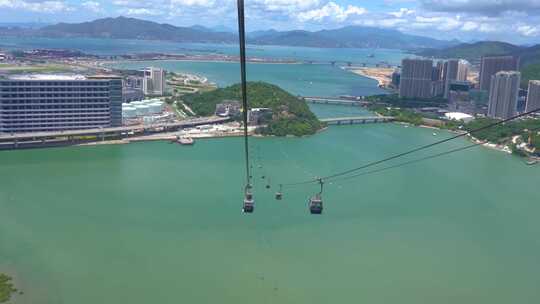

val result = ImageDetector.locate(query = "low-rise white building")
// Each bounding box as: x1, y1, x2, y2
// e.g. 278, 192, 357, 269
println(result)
444, 112, 475, 123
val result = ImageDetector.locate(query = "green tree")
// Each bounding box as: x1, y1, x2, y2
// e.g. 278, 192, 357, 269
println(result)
0, 274, 17, 303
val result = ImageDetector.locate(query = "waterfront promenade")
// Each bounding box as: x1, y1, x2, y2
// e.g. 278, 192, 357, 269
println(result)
0, 116, 231, 149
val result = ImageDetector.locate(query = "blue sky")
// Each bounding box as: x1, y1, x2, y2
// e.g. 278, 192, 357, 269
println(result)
0, 0, 539, 44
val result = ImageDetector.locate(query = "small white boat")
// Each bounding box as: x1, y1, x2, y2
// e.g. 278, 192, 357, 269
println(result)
178, 137, 194, 145
433, 133, 438, 136
526, 159, 538, 166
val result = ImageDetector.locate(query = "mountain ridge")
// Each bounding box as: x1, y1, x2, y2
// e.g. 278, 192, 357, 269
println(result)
0, 16, 455, 50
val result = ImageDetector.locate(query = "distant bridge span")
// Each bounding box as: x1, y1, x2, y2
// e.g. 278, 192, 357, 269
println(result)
321, 116, 395, 125
302, 96, 369, 106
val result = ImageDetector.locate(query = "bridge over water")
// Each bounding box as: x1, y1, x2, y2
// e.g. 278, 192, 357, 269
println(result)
302, 60, 394, 68
302, 96, 369, 106
321, 116, 395, 125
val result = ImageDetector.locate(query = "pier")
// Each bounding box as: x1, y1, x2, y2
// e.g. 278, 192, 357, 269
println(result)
321, 116, 395, 125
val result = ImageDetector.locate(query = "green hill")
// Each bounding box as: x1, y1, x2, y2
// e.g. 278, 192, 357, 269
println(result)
521, 63, 540, 88
417, 41, 522, 62
182, 82, 323, 136
39, 16, 236, 43
250, 26, 454, 49
516, 45, 540, 66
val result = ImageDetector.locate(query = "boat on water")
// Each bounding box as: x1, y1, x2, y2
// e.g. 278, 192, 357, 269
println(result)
178, 137, 195, 145
526, 159, 538, 166
367, 54, 375, 58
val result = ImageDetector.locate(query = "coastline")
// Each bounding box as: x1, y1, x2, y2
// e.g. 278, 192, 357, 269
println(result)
395, 121, 513, 155
348, 67, 394, 88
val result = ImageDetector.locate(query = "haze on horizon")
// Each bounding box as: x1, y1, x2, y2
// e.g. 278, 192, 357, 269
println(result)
0, 0, 539, 45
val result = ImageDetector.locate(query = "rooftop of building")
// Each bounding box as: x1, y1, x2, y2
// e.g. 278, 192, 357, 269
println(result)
7, 74, 88, 81
495, 71, 521, 76
6, 74, 121, 81
445, 112, 474, 121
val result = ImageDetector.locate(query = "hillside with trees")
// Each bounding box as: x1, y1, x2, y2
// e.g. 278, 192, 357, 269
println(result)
0, 274, 18, 303
417, 41, 522, 62
464, 118, 540, 145
182, 82, 324, 136
521, 63, 540, 88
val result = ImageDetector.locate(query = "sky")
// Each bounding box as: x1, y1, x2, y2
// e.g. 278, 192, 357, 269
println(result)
0, 0, 539, 44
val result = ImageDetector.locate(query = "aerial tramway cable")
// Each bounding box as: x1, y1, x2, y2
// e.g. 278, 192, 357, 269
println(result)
281, 107, 540, 188
237, 0, 255, 213
331, 125, 540, 186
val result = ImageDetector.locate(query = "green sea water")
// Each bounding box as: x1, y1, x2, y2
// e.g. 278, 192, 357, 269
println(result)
1, 43, 540, 303
2, 120, 540, 304
0, 37, 408, 65
111, 60, 387, 97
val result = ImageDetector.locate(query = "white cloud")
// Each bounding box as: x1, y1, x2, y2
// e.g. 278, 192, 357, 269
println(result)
517, 24, 540, 36
254, 0, 321, 13
297, 2, 367, 22
421, 0, 540, 16
0, 0, 71, 13
124, 8, 162, 16
170, 0, 215, 7
389, 8, 415, 18
82, 1, 103, 13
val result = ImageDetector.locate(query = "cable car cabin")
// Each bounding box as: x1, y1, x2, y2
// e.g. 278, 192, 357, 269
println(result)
243, 192, 254, 213
309, 194, 323, 214
275, 192, 283, 200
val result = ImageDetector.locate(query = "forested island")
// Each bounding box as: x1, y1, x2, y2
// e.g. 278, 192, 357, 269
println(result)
182, 82, 324, 136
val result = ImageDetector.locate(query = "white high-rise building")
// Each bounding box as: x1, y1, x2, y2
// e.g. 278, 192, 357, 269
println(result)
457, 60, 469, 82
488, 71, 521, 120
143, 67, 166, 96
443, 59, 458, 99
399, 58, 434, 99
479, 56, 519, 92
526, 80, 540, 113
0, 75, 123, 133
443, 59, 469, 99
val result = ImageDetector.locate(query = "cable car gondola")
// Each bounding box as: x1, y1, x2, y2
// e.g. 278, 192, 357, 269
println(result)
309, 179, 324, 214
275, 184, 283, 200
243, 188, 254, 213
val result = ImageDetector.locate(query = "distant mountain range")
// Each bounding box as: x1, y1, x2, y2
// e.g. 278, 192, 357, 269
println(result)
0, 16, 455, 50
249, 26, 456, 49
38, 17, 237, 43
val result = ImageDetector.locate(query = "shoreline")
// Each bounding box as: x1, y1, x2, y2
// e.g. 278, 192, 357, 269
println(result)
395, 121, 514, 155
348, 67, 394, 88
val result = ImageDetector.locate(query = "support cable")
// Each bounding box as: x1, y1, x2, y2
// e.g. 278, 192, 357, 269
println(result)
282, 108, 540, 187
237, 0, 251, 189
